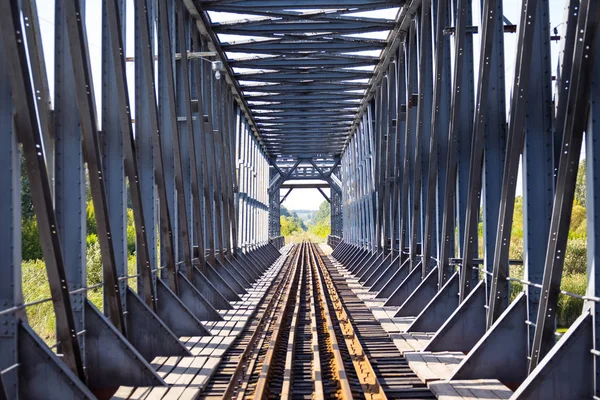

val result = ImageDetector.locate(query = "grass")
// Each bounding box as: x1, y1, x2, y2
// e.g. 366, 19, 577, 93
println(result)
22, 254, 138, 347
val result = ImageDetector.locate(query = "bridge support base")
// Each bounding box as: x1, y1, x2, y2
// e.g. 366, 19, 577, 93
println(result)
84, 301, 166, 391
191, 267, 231, 310
512, 312, 593, 399
156, 279, 209, 336
18, 323, 95, 400
424, 280, 486, 353
451, 293, 529, 387
371, 255, 404, 292
407, 272, 459, 332
376, 258, 410, 298
125, 288, 191, 362
177, 272, 222, 321
384, 262, 423, 307
364, 253, 393, 287
395, 267, 438, 317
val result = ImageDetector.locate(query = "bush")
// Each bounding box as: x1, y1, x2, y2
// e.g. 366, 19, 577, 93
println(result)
22, 217, 42, 261
86, 200, 97, 236
127, 208, 137, 255
86, 234, 103, 286
509, 264, 524, 302
309, 222, 331, 238
557, 273, 587, 327
564, 238, 587, 275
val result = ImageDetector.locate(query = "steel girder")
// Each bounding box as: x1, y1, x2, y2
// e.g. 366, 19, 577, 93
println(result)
0, 0, 274, 396
199, 0, 407, 157
337, 0, 600, 398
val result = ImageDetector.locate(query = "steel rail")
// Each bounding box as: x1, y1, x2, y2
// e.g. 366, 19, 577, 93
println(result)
309, 242, 354, 400
280, 249, 305, 398
252, 244, 303, 399
221, 243, 301, 399
311, 242, 388, 400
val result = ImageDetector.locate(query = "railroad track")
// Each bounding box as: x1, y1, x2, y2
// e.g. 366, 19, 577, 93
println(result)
200, 242, 433, 400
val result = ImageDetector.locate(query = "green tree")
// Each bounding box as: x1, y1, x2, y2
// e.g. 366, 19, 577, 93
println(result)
281, 215, 302, 236
575, 159, 586, 207
314, 201, 331, 226
21, 152, 35, 220
307, 201, 331, 238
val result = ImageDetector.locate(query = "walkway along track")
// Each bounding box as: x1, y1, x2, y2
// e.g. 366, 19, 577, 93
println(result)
200, 242, 433, 399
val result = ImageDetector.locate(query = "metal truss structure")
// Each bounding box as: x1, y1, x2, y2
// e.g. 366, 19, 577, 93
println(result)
0, 0, 599, 398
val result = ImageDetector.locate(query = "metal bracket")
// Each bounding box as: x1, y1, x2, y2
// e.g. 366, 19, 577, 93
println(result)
407, 272, 460, 333
513, 312, 594, 399
0, 374, 7, 400
17, 322, 95, 400
125, 288, 191, 361
395, 266, 439, 317
452, 292, 528, 386
384, 261, 423, 307
155, 279, 209, 336
371, 255, 403, 293
364, 253, 393, 287
84, 301, 166, 390
376, 257, 411, 298
202, 262, 242, 302
213, 259, 247, 294
189, 266, 232, 310
424, 280, 487, 353
176, 272, 223, 321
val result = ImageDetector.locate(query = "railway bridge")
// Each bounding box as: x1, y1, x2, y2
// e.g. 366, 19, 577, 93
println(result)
0, 0, 599, 398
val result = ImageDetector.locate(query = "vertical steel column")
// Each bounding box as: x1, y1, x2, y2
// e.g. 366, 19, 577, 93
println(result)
455, 1, 475, 264
394, 46, 407, 253
585, 26, 600, 394
529, 0, 600, 371
157, 0, 192, 285
157, 1, 178, 267
213, 81, 231, 256
54, 0, 86, 344
422, 0, 451, 276
0, 39, 21, 399
191, 35, 217, 264
134, 0, 158, 296
204, 58, 225, 260
133, 0, 178, 295
225, 92, 239, 255
102, 0, 127, 306
176, 2, 204, 280
175, 6, 194, 271
375, 82, 386, 252
386, 60, 399, 257
438, 0, 471, 287
410, 1, 434, 277
189, 26, 208, 272
405, 27, 418, 269
521, 0, 553, 343
62, 0, 126, 331
0, 0, 85, 378
105, 0, 156, 308
458, 0, 507, 301
488, 0, 543, 324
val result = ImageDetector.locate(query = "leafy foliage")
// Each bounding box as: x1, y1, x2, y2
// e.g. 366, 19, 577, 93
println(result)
280, 206, 307, 235
22, 217, 43, 261
575, 158, 586, 207
308, 201, 331, 239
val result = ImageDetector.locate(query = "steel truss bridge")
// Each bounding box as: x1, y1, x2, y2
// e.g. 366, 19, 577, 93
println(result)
0, 0, 599, 399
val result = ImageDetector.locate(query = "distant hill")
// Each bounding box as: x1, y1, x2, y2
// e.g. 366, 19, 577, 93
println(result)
292, 209, 317, 224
